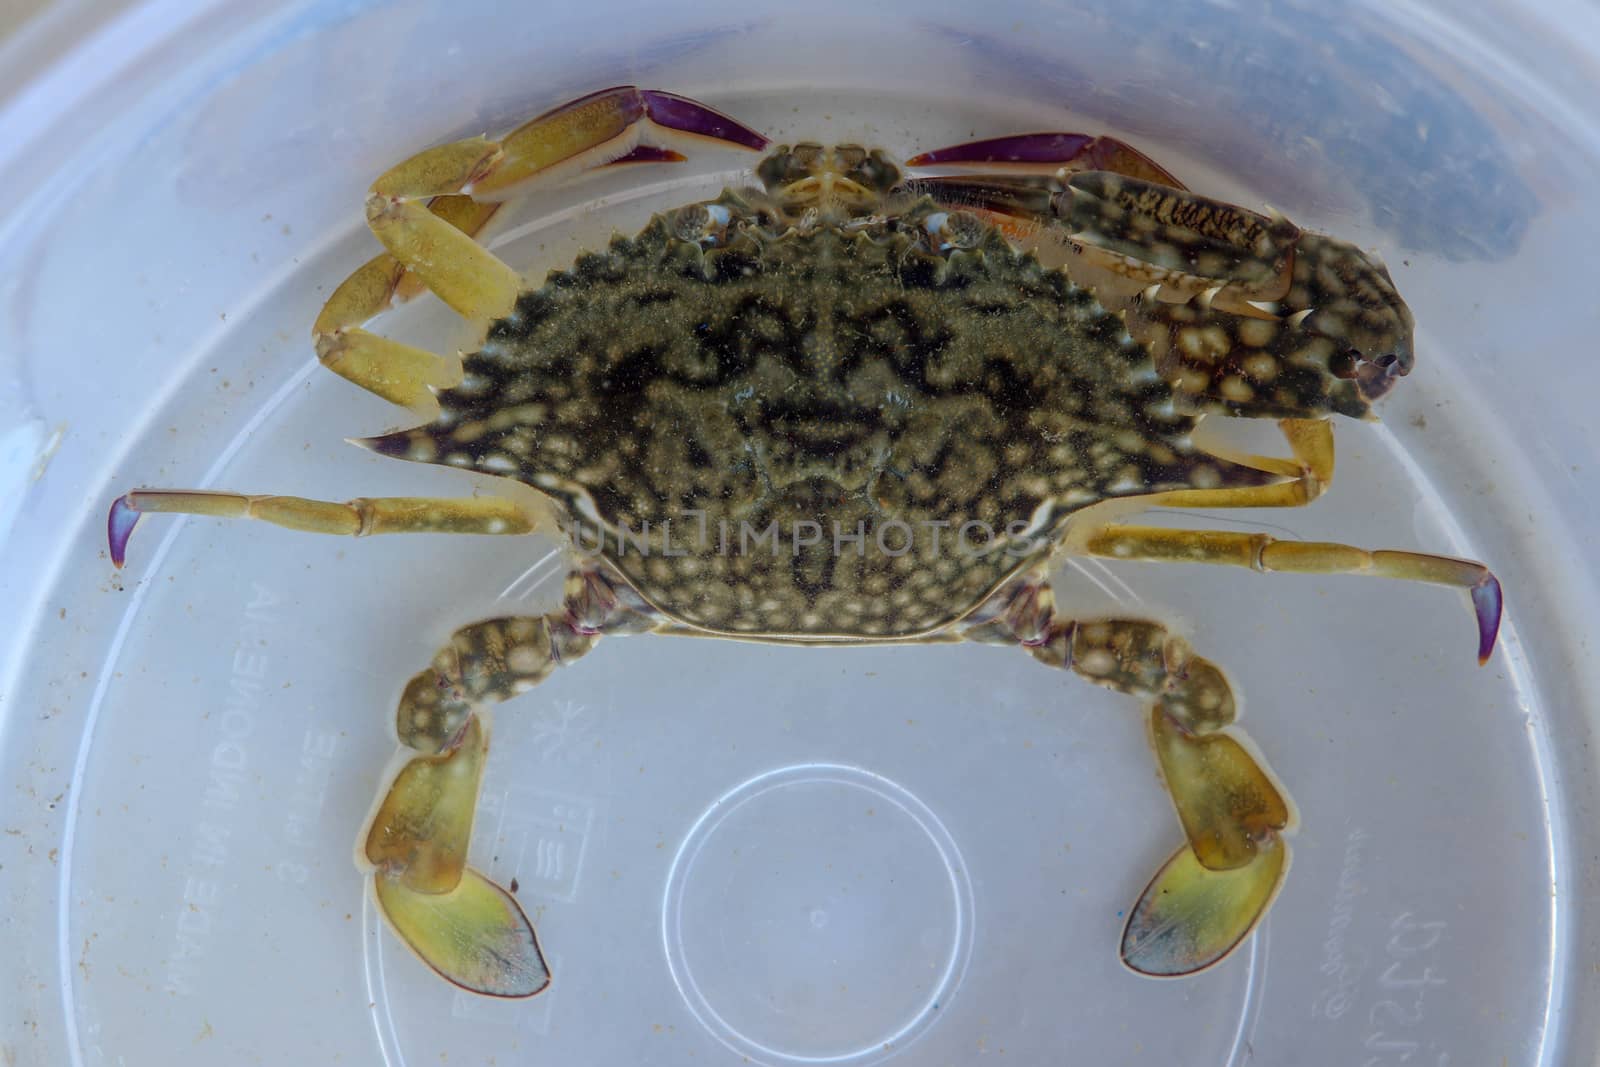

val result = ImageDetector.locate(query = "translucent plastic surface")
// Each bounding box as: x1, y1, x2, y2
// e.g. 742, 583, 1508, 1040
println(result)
2, 2, 1597, 1065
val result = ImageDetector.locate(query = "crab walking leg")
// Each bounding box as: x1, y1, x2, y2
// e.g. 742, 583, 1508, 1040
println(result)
107, 490, 537, 568
316, 87, 768, 409
361, 87, 768, 315
1150, 417, 1334, 510
963, 580, 1292, 976
1081, 525, 1503, 664
362, 568, 657, 996
313, 195, 497, 413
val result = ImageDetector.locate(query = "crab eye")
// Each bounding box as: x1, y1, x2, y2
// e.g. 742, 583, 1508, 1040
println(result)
1353, 352, 1407, 400
671, 203, 733, 246
756, 148, 811, 190
1328, 347, 1362, 379
851, 149, 902, 193
922, 210, 985, 253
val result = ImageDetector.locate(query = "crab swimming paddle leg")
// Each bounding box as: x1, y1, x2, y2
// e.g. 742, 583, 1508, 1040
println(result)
362, 713, 550, 997
359, 569, 660, 995
961, 578, 1294, 976
375, 867, 551, 999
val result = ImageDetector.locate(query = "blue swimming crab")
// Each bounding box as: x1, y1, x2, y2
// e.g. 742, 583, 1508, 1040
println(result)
108, 87, 1501, 997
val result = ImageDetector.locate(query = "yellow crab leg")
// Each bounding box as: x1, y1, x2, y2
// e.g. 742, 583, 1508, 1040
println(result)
364, 188, 522, 325
314, 196, 496, 414
315, 87, 767, 409
1149, 417, 1334, 509
360, 710, 552, 997
366, 714, 491, 894
1079, 524, 1503, 664
1146, 704, 1290, 868
360, 569, 657, 996
962, 580, 1293, 977
363, 711, 553, 998
107, 490, 537, 567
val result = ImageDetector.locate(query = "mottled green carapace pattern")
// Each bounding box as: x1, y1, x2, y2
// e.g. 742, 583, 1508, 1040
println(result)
372, 193, 1271, 637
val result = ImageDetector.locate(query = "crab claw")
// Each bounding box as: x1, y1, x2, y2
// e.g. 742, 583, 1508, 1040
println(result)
1285, 234, 1416, 393
108, 494, 142, 568
635, 88, 768, 150
453, 86, 768, 203
906, 132, 1185, 189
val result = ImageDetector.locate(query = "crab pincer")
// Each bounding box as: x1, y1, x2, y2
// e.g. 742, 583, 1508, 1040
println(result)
907, 130, 1186, 187
453, 86, 768, 202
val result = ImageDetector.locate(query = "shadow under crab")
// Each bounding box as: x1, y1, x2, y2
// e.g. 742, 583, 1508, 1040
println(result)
108, 85, 1501, 998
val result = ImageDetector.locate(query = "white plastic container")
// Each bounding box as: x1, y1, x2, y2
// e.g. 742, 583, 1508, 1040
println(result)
2, 2, 1597, 1064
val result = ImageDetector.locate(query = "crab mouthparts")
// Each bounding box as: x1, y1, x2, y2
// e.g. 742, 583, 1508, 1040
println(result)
770, 408, 877, 450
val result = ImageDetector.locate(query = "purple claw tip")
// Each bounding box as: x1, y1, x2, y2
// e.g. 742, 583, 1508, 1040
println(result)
108, 495, 141, 568
1472, 573, 1504, 665
640, 90, 768, 151
907, 132, 1095, 167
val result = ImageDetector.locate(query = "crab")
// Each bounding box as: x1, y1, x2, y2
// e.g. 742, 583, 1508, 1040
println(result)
107, 86, 1502, 999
